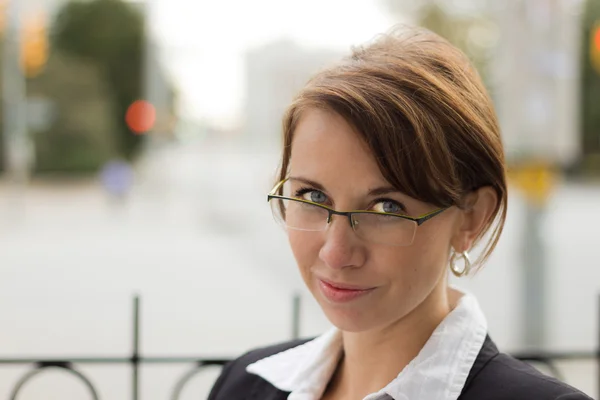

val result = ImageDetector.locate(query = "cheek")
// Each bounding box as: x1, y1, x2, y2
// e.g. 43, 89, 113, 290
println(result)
408, 222, 453, 273
288, 231, 322, 276
378, 224, 453, 289
375, 245, 425, 289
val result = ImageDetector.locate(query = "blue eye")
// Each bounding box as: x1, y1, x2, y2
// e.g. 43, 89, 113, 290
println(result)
295, 187, 328, 204
373, 199, 404, 214
308, 190, 327, 203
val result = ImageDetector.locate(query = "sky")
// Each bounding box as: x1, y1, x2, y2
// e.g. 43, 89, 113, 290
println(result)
148, 0, 398, 128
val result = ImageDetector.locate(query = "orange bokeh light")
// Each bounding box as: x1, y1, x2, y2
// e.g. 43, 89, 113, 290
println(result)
126, 100, 156, 134
595, 27, 600, 51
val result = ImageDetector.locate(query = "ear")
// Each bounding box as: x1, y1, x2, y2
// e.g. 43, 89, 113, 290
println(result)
451, 186, 499, 253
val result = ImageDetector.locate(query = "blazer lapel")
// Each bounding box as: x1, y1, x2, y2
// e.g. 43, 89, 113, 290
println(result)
248, 377, 290, 400
462, 335, 499, 391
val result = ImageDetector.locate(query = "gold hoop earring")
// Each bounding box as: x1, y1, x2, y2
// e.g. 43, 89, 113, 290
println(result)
450, 251, 472, 277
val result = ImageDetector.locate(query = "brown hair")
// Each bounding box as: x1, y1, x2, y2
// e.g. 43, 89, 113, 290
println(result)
277, 25, 507, 268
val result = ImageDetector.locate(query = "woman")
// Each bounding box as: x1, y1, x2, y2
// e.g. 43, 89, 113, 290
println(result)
208, 26, 592, 400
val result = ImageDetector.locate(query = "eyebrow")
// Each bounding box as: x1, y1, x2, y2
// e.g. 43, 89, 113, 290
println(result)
368, 186, 404, 197
288, 176, 326, 191
288, 176, 403, 197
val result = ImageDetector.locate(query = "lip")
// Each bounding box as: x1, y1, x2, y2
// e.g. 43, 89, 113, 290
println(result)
317, 278, 376, 303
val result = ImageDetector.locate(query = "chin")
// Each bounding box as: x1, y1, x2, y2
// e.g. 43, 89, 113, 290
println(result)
315, 295, 381, 333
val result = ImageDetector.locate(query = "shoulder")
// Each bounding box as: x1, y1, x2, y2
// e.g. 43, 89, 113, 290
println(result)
462, 340, 592, 400
207, 338, 312, 400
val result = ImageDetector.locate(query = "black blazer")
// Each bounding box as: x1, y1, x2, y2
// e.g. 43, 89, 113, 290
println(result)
208, 335, 593, 400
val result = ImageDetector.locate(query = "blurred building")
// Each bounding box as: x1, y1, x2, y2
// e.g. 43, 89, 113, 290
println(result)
382, 0, 585, 168
491, 0, 584, 167
243, 39, 343, 147
134, 0, 178, 140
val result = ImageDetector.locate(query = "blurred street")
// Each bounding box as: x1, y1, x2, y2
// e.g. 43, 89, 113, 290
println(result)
0, 139, 599, 398
0, 139, 309, 399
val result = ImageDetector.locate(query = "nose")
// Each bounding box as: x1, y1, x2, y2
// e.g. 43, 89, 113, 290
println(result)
318, 214, 366, 270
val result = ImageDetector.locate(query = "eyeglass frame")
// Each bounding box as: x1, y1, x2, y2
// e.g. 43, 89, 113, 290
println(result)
267, 178, 449, 235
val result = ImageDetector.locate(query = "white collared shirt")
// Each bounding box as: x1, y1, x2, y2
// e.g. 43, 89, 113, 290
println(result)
246, 288, 488, 400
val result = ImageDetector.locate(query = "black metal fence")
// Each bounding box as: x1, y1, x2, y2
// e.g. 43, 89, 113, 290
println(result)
0, 295, 598, 400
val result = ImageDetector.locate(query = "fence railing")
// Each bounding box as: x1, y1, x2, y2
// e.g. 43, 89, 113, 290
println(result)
0, 295, 598, 400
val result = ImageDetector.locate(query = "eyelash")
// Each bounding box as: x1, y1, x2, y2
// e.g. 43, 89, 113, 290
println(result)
294, 187, 407, 213
294, 186, 317, 197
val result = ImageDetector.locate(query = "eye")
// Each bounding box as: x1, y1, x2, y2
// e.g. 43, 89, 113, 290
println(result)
372, 199, 405, 214
295, 187, 328, 204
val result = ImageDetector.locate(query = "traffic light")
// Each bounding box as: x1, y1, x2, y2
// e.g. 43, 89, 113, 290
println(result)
20, 12, 49, 78
125, 100, 156, 134
591, 21, 600, 74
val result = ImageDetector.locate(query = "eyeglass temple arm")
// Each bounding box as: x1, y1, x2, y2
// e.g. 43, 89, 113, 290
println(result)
415, 208, 446, 225
268, 179, 288, 199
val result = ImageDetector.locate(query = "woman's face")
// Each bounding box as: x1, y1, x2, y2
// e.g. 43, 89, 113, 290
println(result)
287, 108, 465, 333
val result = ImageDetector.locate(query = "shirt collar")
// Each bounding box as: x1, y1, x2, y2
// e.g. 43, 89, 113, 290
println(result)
246, 287, 487, 400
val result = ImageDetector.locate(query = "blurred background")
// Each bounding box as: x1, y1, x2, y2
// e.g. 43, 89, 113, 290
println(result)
0, 0, 599, 398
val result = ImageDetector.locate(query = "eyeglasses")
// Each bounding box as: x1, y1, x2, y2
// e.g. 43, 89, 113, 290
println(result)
267, 178, 449, 247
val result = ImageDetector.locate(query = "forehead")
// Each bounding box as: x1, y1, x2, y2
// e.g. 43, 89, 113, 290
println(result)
289, 108, 388, 189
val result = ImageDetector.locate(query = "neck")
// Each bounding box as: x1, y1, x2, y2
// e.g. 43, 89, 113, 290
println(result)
326, 284, 454, 399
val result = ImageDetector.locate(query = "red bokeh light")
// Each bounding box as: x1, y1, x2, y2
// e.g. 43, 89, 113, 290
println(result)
126, 100, 156, 134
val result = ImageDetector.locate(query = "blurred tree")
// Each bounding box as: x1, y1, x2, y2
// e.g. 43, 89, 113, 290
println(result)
52, 0, 145, 159
0, 35, 116, 174
27, 51, 118, 173
581, 0, 600, 170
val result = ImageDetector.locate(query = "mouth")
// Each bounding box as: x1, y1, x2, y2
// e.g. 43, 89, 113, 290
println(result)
317, 278, 376, 303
